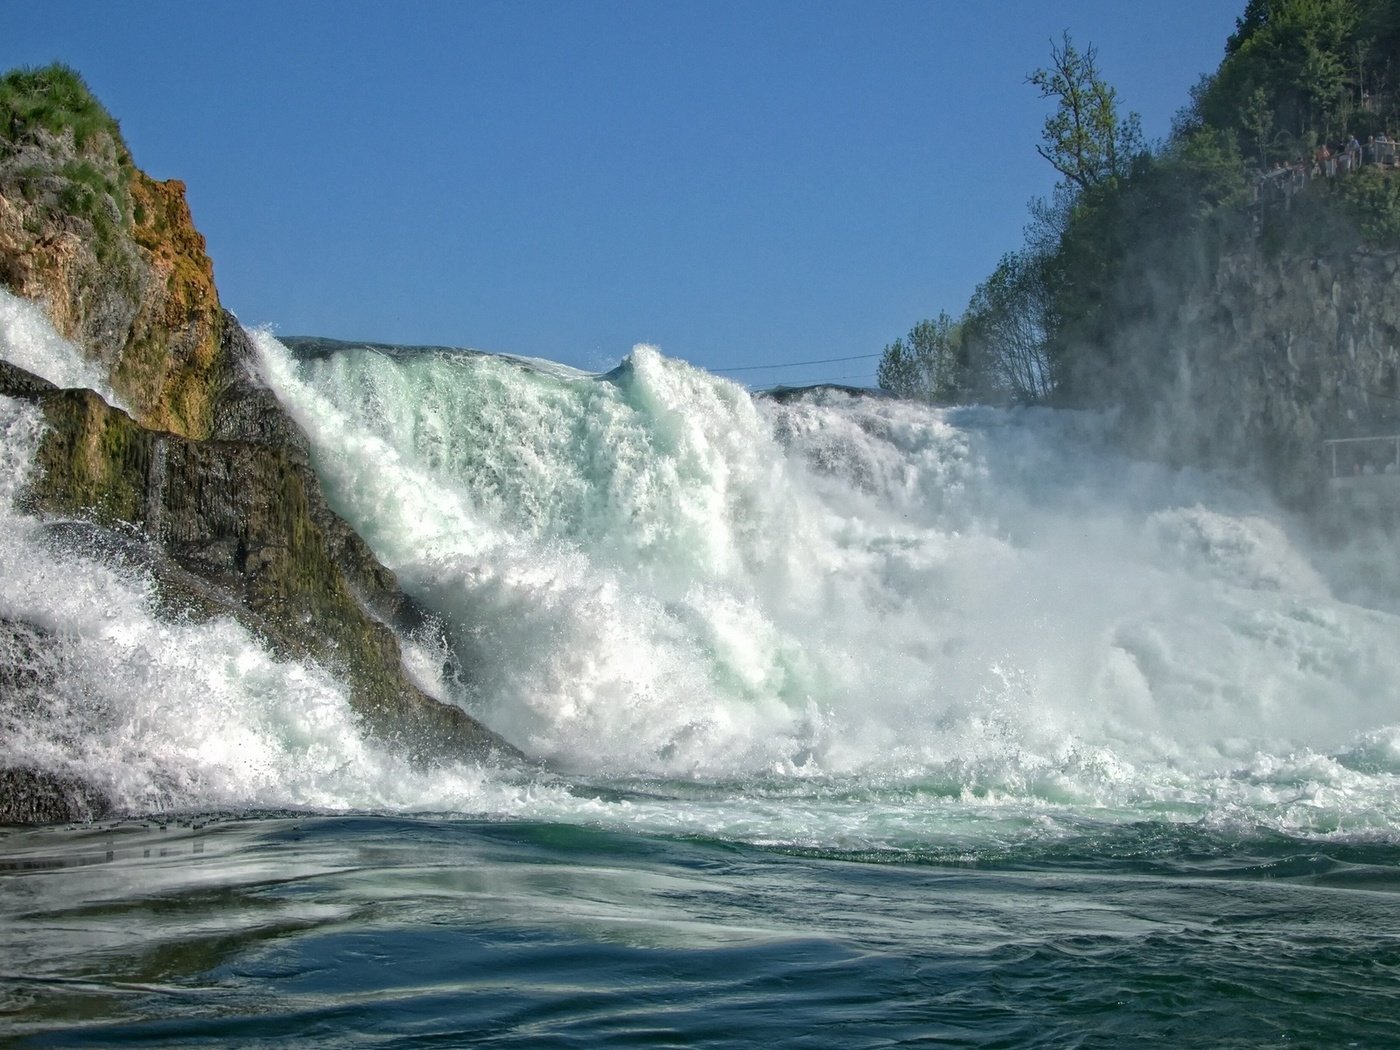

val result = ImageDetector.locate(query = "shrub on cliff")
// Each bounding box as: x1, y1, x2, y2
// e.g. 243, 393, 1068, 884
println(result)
0, 64, 123, 153
1337, 165, 1400, 245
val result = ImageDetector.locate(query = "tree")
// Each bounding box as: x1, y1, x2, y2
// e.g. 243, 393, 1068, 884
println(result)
876, 312, 965, 402
1202, 0, 1361, 149
962, 252, 1056, 402
1227, 0, 1273, 56
1241, 85, 1278, 162
1028, 32, 1144, 192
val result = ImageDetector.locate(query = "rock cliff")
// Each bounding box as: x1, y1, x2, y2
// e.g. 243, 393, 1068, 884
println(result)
1093, 235, 1400, 509
0, 67, 223, 439
0, 66, 516, 823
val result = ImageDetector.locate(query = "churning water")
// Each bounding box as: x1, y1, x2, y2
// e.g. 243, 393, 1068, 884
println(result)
3, 294, 1400, 1045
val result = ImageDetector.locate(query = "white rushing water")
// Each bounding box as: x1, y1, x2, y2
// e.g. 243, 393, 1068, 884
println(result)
3, 289, 1399, 844
0, 292, 538, 816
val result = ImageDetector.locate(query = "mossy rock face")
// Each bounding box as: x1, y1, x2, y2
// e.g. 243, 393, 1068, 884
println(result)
0, 65, 221, 439
4, 365, 518, 774
29, 387, 154, 526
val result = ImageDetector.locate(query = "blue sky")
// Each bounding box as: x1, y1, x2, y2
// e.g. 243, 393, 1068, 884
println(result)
7, 1, 1242, 386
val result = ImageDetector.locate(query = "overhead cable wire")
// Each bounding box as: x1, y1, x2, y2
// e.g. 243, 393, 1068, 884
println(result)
711, 352, 882, 374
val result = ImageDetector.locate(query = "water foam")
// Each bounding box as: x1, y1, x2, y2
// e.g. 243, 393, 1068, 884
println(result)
252, 333, 1400, 821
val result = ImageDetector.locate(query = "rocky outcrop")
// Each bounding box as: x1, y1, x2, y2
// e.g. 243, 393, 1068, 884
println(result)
0, 768, 109, 825
761, 383, 891, 403
1, 364, 510, 761
1091, 237, 1400, 507
0, 67, 223, 439
0, 66, 517, 823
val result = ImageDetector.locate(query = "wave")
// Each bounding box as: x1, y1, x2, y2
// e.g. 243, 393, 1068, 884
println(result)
255, 333, 1400, 783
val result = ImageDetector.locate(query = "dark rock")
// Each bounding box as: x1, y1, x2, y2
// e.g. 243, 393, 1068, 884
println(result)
280, 335, 487, 363
0, 358, 58, 397
0, 617, 112, 825
0, 616, 61, 704
0, 767, 110, 825
761, 383, 891, 403
37, 520, 239, 623
4, 381, 518, 766
208, 314, 312, 465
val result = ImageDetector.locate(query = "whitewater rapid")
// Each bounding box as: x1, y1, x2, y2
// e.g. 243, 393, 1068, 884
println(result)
3, 290, 1399, 844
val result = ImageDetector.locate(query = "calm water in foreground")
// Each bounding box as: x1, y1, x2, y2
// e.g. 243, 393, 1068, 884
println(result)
3, 811, 1399, 1048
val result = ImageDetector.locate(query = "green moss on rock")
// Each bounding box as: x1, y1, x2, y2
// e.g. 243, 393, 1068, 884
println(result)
4, 362, 516, 765
27, 388, 154, 526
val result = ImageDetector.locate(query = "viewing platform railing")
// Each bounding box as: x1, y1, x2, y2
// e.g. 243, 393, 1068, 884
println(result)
1323, 435, 1400, 495
1255, 140, 1400, 212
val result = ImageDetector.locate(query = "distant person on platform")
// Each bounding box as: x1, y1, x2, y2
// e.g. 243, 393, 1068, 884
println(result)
1314, 143, 1331, 176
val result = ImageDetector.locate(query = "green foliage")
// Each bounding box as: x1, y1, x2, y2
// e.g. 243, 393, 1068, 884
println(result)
1228, 0, 1274, 54
1028, 33, 1145, 192
877, 313, 965, 402
1335, 165, 1400, 243
882, 4, 1400, 409
0, 64, 121, 152
1202, 0, 1364, 161
57, 159, 125, 234
1009, 4, 1400, 401
963, 251, 1056, 402
0, 65, 134, 265
1036, 132, 1256, 399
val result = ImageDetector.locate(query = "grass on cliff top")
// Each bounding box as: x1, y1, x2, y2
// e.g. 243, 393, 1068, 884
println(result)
0, 64, 122, 152
2, 64, 135, 263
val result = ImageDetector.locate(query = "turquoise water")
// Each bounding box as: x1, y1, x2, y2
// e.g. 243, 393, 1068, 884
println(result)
4, 296, 1400, 1044
4, 813, 1400, 1047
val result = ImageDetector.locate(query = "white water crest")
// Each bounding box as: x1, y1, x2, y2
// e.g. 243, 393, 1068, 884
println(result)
247, 332, 1400, 838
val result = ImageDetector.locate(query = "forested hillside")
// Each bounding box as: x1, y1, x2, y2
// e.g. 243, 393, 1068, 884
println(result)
882, 0, 1400, 425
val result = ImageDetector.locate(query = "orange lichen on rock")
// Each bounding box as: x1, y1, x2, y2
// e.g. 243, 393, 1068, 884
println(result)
120, 171, 225, 437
